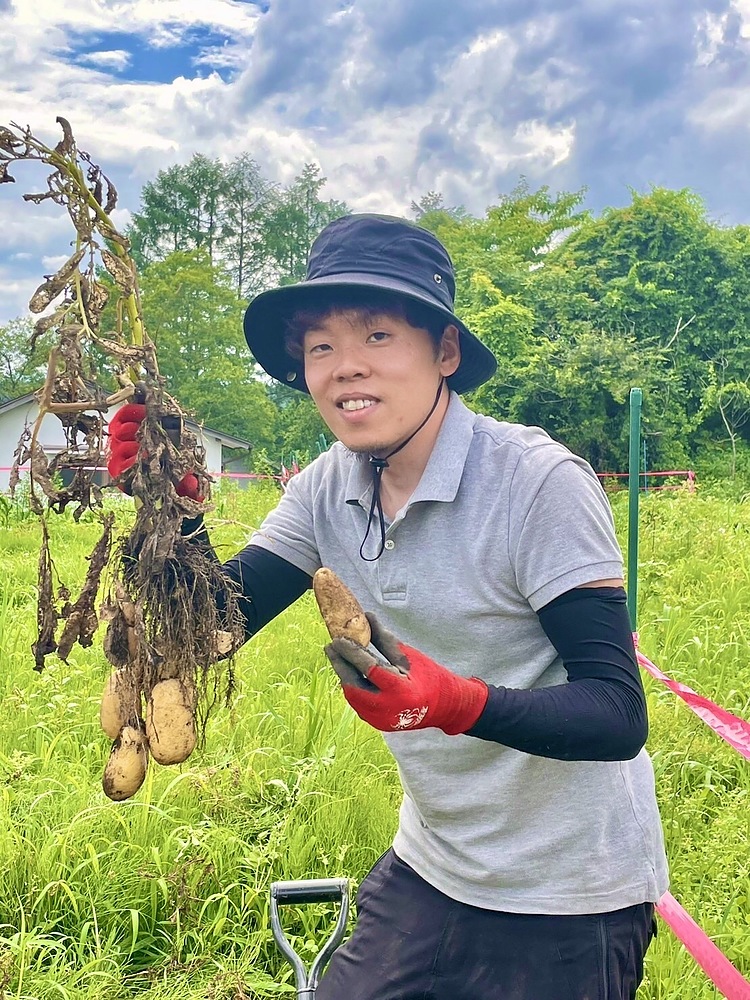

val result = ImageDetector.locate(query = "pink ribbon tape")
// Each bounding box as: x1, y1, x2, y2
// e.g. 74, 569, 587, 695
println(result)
635, 647, 750, 761
656, 892, 750, 999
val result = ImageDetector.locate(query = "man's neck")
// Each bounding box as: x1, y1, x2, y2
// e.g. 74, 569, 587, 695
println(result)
377, 391, 451, 514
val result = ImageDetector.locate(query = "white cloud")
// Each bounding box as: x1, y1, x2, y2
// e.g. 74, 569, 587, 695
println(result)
8, 0, 259, 42
732, 0, 750, 36
3, 0, 747, 323
464, 29, 508, 58
695, 12, 730, 66
40, 254, 70, 271
690, 85, 750, 131
0, 267, 36, 322
78, 49, 132, 72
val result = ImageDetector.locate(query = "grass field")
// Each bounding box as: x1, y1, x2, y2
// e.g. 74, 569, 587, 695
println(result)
0, 482, 747, 998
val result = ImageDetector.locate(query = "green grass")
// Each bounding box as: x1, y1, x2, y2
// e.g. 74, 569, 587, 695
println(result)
0, 483, 747, 997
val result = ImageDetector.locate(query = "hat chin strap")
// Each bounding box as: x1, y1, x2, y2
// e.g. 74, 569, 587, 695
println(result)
359, 378, 445, 562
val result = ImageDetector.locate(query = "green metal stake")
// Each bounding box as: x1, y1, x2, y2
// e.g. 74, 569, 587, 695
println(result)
627, 388, 643, 631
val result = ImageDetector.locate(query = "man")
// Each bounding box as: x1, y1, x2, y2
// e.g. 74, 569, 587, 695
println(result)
108, 214, 668, 1000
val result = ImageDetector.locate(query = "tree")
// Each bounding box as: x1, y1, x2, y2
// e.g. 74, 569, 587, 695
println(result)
262, 380, 329, 460
473, 326, 681, 470
529, 187, 750, 463
0, 317, 54, 401
221, 154, 275, 299
128, 155, 226, 268
128, 157, 350, 299
139, 250, 279, 454
411, 191, 468, 225
261, 164, 349, 285
697, 350, 750, 478
418, 179, 588, 309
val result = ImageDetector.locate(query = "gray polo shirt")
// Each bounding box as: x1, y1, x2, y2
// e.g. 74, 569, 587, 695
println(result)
250, 392, 669, 914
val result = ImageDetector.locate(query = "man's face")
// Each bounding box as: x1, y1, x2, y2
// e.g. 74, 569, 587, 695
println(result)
302, 310, 460, 455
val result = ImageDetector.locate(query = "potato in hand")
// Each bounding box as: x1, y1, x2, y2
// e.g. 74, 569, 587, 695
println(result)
313, 568, 371, 646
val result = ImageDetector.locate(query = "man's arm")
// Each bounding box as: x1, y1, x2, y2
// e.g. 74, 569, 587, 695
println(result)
324, 583, 647, 762
182, 514, 312, 642
466, 584, 647, 761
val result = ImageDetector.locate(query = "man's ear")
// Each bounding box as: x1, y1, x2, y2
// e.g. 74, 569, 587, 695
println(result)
439, 325, 461, 378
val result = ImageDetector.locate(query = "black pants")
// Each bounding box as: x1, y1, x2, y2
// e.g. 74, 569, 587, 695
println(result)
317, 850, 656, 1000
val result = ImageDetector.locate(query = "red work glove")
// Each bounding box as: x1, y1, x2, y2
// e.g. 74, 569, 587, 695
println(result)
324, 614, 488, 735
106, 403, 203, 501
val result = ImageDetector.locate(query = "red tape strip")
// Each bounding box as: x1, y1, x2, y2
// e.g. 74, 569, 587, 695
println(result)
634, 639, 750, 995
656, 893, 750, 999
634, 642, 750, 761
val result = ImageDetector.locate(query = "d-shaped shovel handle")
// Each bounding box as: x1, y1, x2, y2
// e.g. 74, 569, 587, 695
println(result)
270, 878, 349, 999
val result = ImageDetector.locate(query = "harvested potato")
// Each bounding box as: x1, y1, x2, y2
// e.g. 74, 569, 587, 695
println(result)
146, 678, 197, 766
102, 725, 148, 801
313, 568, 371, 646
100, 669, 142, 739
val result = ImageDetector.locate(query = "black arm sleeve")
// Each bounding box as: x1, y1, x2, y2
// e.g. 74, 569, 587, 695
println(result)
181, 514, 312, 641
465, 587, 647, 762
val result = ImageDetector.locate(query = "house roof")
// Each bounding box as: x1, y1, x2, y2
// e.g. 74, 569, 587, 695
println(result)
0, 389, 252, 451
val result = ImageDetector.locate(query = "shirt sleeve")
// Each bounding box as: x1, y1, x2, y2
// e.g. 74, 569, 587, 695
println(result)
466, 587, 648, 761
509, 449, 624, 610
245, 468, 323, 577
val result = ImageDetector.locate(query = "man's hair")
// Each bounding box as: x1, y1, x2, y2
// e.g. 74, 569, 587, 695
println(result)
283, 288, 448, 362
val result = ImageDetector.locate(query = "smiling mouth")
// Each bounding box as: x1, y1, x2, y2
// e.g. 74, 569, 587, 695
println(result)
339, 399, 377, 411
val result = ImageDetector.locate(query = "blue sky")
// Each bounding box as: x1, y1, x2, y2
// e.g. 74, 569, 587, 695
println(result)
2, 0, 750, 321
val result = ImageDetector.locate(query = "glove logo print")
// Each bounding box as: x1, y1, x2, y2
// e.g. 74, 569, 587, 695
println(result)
394, 706, 428, 729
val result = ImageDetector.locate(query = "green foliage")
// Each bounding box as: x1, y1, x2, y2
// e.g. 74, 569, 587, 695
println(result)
0, 491, 749, 997
221, 153, 275, 299
419, 177, 588, 309
0, 317, 53, 401
261, 164, 349, 286
474, 327, 683, 469
128, 155, 226, 268
271, 387, 332, 462
138, 250, 279, 453
127, 156, 349, 295
421, 182, 750, 475
531, 188, 750, 453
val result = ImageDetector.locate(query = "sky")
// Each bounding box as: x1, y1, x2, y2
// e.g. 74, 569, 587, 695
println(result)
2, 0, 750, 322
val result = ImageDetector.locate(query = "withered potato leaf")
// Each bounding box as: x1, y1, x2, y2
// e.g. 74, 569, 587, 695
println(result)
104, 179, 117, 215
28, 248, 85, 313
55, 514, 113, 661
55, 116, 74, 155
100, 249, 135, 294
23, 191, 56, 205
33, 522, 58, 671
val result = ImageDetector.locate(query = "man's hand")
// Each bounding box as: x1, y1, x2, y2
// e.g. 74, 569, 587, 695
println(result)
324, 614, 488, 735
106, 403, 202, 501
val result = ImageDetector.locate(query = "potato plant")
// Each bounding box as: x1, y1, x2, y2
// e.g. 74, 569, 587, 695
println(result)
0, 119, 245, 797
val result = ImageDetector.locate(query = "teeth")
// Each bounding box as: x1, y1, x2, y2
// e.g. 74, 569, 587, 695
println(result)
341, 399, 375, 411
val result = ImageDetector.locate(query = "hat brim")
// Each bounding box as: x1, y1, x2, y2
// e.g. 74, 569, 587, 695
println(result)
243, 272, 497, 395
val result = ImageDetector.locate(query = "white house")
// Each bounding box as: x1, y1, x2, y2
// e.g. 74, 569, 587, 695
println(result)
0, 390, 252, 492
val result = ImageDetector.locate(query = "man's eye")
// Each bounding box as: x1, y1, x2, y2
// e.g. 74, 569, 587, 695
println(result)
308, 342, 332, 355
367, 331, 390, 343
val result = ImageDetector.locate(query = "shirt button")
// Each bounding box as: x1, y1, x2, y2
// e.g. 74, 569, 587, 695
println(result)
384, 540, 395, 550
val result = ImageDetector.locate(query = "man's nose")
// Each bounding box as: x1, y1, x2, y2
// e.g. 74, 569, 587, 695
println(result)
332, 344, 369, 380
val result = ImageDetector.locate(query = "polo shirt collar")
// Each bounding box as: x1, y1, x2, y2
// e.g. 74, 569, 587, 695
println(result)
344, 391, 476, 508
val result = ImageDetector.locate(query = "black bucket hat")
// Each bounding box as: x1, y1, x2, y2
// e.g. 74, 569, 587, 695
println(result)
243, 213, 497, 395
